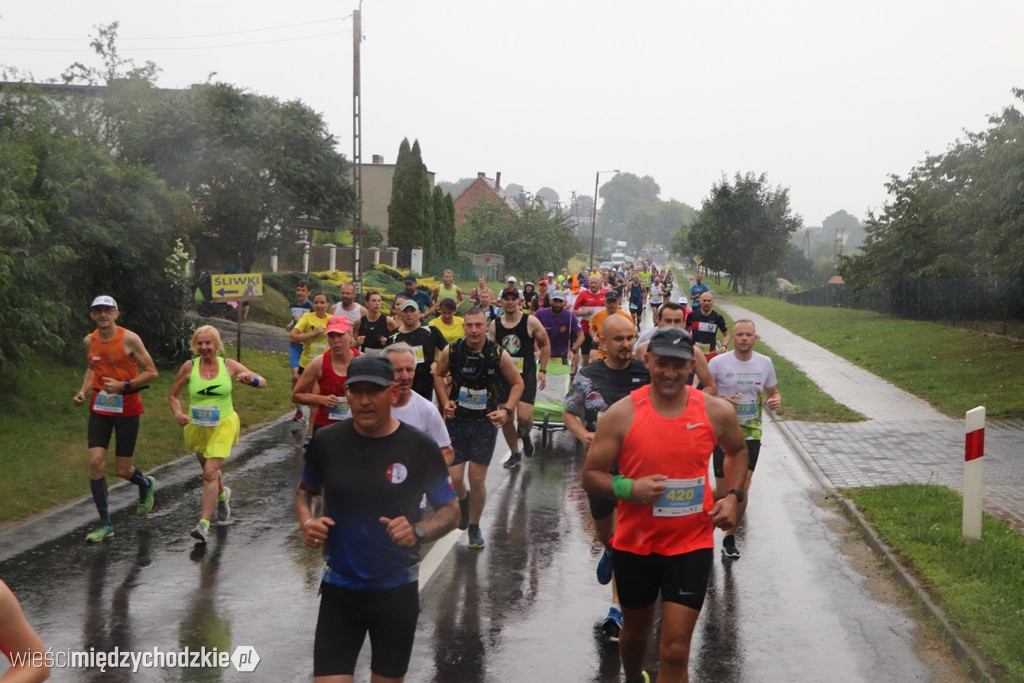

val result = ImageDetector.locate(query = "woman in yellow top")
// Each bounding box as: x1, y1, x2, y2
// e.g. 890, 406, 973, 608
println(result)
288, 292, 331, 374
168, 325, 266, 545
429, 298, 464, 345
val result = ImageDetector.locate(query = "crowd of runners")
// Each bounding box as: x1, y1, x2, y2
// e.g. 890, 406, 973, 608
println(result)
11, 259, 780, 683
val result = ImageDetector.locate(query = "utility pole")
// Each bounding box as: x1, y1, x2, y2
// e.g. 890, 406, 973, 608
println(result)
352, 6, 363, 300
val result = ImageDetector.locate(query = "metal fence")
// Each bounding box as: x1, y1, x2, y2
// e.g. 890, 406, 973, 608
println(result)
785, 277, 1024, 326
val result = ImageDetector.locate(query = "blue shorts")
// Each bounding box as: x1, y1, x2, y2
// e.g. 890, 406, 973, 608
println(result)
447, 419, 499, 466
289, 342, 303, 369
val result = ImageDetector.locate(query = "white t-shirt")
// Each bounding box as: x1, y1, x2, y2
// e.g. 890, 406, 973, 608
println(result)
331, 302, 362, 327
392, 391, 452, 448
708, 351, 777, 435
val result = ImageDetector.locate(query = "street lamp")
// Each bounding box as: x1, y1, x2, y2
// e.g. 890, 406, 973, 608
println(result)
589, 168, 620, 271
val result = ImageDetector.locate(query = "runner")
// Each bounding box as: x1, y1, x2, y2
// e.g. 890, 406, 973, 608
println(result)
296, 354, 458, 682
386, 343, 455, 467
534, 289, 583, 365
168, 325, 266, 545
330, 282, 367, 328
564, 315, 650, 642
430, 269, 465, 314
647, 276, 665, 319
573, 274, 607, 369
292, 316, 360, 435
73, 295, 159, 544
581, 327, 748, 683
708, 319, 781, 560
687, 292, 730, 361
491, 288, 550, 469
0, 578, 50, 681
428, 298, 465, 345
433, 308, 523, 548
589, 290, 636, 361
625, 274, 646, 329
286, 280, 314, 421
353, 291, 395, 356
635, 301, 717, 395
386, 300, 448, 402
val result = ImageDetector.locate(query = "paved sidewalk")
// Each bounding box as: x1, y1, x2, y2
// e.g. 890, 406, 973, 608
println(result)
718, 300, 1024, 532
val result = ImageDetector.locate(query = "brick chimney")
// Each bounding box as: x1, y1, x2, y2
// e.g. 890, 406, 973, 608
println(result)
495, 172, 501, 189
372, 154, 383, 164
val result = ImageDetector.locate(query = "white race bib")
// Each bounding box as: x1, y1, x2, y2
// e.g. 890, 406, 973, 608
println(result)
94, 391, 124, 415
328, 398, 351, 421
458, 387, 487, 411
653, 477, 705, 517
191, 405, 221, 427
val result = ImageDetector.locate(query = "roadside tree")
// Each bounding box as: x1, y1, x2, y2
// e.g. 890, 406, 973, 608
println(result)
686, 172, 801, 292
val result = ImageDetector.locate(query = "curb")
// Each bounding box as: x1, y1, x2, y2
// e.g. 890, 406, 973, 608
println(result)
773, 414, 996, 682
0, 412, 297, 564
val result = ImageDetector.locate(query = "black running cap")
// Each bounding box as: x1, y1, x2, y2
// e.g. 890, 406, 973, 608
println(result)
345, 355, 395, 387
647, 327, 694, 360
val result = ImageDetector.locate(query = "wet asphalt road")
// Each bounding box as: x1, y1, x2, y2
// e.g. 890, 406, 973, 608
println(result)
1, 416, 936, 682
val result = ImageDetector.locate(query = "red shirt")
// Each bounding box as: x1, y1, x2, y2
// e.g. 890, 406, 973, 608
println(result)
314, 348, 361, 427
613, 386, 717, 556
573, 288, 607, 334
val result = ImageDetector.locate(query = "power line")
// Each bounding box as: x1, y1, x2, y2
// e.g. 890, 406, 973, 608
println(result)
0, 16, 352, 42
0, 30, 350, 53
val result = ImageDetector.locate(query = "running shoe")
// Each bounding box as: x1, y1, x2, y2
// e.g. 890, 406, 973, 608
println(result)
523, 432, 534, 458
190, 522, 208, 544
601, 606, 623, 641
596, 547, 613, 585
137, 476, 156, 516
467, 526, 485, 549
292, 408, 304, 421
217, 486, 232, 522
503, 452, 522, 469
85, 523, 114, 544
722, 535, 740, 559
458, 496, 470, 531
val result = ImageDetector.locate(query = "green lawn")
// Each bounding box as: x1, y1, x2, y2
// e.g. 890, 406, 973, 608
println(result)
0, 347, 294, 525
719, 291, 1024, 419
846, 485, 1024, 681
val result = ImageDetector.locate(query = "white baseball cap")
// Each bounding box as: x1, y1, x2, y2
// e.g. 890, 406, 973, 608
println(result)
90, 295, 118, 310
507, 276, 517, 284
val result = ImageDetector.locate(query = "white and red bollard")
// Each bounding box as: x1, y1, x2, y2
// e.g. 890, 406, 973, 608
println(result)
962, 406, 985, 542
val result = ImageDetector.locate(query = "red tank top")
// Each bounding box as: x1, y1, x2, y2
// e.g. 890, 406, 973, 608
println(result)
88, 327, 144, 416
613, 385, 717, 556
314, 348, 360, 426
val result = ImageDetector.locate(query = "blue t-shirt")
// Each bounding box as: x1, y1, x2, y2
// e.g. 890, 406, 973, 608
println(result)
396, 288, 434, 313
302, 421, 455, 590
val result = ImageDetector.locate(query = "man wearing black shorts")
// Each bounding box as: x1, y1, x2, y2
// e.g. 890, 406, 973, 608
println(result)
434, 308, 524, 549
491, 287, 550, 470
73, 295, 159, 543
564, 315, 650, 642
296, 354, 459, 682
582, 327, 747, 683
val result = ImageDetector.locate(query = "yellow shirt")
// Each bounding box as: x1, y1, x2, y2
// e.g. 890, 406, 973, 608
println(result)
295, 311, 330, 368
429, 316, 464, 345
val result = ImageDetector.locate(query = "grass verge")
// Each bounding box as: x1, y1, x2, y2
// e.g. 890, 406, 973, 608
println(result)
720, 291, 1024, 418
845, 484, 1024, 681
0, 347, 293, 525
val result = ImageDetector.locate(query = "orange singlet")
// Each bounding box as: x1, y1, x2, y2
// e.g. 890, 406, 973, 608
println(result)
88, 327, 144, 416
613, 385, 717, 556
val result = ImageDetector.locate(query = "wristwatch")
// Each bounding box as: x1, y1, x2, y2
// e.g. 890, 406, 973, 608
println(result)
502, 406, 513, 416
726, 488, 745, 503
124, 380, 131, 392
413, 525, 426, 542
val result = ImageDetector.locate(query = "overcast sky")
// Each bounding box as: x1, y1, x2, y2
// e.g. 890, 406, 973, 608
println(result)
3, 1, 1023, 227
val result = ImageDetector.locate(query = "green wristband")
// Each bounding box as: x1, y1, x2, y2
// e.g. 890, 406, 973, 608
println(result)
611, 474, 634, 501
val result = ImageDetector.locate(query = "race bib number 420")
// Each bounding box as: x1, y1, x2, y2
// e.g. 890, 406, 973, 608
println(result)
653, 477, 705, 517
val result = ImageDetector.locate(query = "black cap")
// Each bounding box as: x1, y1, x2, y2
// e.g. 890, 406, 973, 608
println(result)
604, 289, 620, 302
403, 276, 416, 284
647, 327, 694, 360
345, 355, 395, 387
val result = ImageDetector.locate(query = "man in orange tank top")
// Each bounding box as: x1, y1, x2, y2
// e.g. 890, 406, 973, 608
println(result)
73, 296, 160, 544
581, 327, 748, 683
